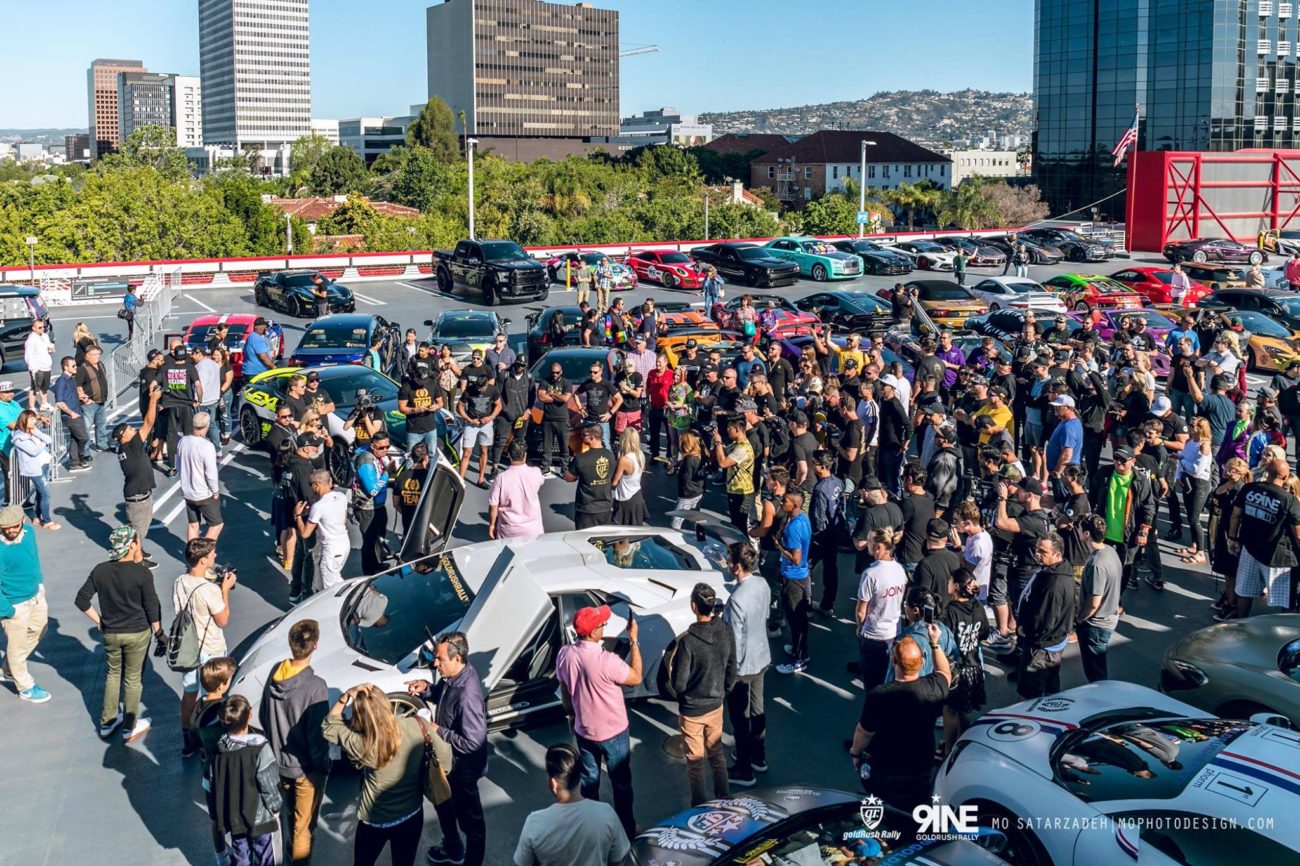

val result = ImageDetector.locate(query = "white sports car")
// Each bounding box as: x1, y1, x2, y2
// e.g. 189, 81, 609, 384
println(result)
966, 277, 1067, 314
231, 469, 733, 729
934, 682, 1300, 865
882, 240, 959, 271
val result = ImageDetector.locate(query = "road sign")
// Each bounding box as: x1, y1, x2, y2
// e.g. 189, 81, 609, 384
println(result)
24, 236, 36, 245
856, 211, 869, 225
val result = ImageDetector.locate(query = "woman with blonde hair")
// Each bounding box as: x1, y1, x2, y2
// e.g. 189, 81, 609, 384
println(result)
1175, 416, 1214, 564
71, 322, 98, 366
856, 527, 907, 692
322, 683, 427, 866
672, 429, 707, 530
612, 427, 646, 526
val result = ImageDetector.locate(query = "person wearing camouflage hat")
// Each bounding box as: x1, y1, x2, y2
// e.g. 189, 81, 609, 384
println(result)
74, 525, 162, 742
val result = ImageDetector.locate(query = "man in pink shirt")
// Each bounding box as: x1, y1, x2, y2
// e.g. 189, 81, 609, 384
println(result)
1286, 251, 1300, 291
486, 440, 544, 539
556, 604, 642, 842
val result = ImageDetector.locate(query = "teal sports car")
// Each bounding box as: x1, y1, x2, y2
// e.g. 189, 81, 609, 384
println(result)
762, 236, 863, 281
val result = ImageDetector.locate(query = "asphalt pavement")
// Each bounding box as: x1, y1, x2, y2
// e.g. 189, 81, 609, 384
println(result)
0, 255, 1264, 865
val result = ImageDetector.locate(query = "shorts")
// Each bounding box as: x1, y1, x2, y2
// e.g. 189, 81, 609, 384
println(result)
29, 370, 50, 393
461, 421, 493, 450
613, 410, 642, 434
185, 496, 224, 527
1235, 547, 1292, 609
181, 650, 214, 693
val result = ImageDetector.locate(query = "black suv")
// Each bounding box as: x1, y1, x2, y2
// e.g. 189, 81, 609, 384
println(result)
0, 285, 52, 367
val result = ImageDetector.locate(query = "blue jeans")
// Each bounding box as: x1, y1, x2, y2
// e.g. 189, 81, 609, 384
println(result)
406, 426, 439, 455
704, 288, 719, 317
27, 473, 51, 524
217, 390, 233, 438
82, 401, 108, 449
1170, 389, 1196, 423
1076, 621, 1113, 682
199, 404, 221, 451
576, 729, 635, 841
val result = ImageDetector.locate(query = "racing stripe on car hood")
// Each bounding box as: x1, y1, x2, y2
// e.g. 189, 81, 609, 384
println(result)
1210, 752, 1300, 798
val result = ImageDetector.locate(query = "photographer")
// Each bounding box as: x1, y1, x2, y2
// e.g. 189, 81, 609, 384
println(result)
173, 537, 236, 759
343, 388, 386, 451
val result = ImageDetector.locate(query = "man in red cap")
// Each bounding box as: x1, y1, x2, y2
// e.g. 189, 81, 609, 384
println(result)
555, 604, 642, 842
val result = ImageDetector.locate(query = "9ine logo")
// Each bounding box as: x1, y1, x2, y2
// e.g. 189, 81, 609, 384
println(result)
912, 795, 978, 836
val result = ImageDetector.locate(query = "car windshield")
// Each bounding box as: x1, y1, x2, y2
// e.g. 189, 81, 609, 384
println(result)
919, 284, 975, 301
481, 241, 529, 262
284, 274, 319, 288
1004, 280, 1048, 294
749, 296, 797, 312
315, 368, 400, 408
436, 315, 496, 339
1274, 296, 1300, 317
530, 351, 608, 383
1112, 310, 1175, 329
342, 554, 475, 665
589, 535, 698, 570
659, 253, 692, 264
1083, 279, 1129, 294
186, 324, 249, 347
911, 241, 945, 252
838, 292, 891, 312
801, 241, 835, 254
298, 323, 369, 349
735, 247, 768, 261
1052, 714, 1253, 803
1234, 310, 1293, 337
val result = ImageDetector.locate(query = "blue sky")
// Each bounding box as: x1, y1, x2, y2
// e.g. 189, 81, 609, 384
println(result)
0, 0, 1032, 128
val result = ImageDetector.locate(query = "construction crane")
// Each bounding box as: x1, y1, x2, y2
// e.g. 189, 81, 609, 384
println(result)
620, 44, 660, 58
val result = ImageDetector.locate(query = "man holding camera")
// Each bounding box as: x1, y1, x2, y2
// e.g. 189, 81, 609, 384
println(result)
174, 537, 236, 758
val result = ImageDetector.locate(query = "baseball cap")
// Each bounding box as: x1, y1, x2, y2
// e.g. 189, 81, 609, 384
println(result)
861, 475, 883, 491
253, 316, 269, 327
0, 504, 24, 527
991, 386, 1009, 401
685, 338, 699, 349
573, 605, 612, 637
1019, 477, 1046, 496
634, 333, 647, 344
171, 344, 188, 359
788, 409, 809, 427
843, 357, 859, 370
146, 348, 163, 362
879, 374, 900, 390
297, 433, 324, 450
0, 380, 14, 393
1050, 394, 1076, 408
926, 518, 951, 540
1151, 395, 1172, 415
107, 525, 137, 560
305, 370, 321, 383
699, 362, 719, 377
1113, 446, 1136, 461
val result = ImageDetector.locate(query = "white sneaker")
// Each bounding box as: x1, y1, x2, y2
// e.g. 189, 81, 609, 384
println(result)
122, 717, 152, 743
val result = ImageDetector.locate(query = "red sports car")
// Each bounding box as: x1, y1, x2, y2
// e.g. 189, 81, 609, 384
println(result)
1041, 274, 1147, 311
174, 314, 285, 382
626, 249, 706, 289
1107, 267, 1211, 307
718, 294, 821, 340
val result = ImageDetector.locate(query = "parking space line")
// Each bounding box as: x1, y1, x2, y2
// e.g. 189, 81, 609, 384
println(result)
108, 396, 140, 421
395, 281, 436, 294
351, 291, 386, 306
185, 295, 217, 313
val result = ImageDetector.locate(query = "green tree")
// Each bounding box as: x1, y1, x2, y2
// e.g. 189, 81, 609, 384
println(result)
110, 126, 191, 181
628, 145, 702, 182
936, 178, 1001, 230
316, 193, 379, 237
308, 147, 368, 196
288, 134, 333, 192
406, 97, 461, 163
801, 192, 858, 235
689, 146, 755, 185
205, 169, 285, 254
884, 181, 942, 229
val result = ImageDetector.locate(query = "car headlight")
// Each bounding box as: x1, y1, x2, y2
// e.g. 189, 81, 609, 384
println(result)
1166, 658, 1209, 688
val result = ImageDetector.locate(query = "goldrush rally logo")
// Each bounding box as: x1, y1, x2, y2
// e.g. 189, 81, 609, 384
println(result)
841, 795, 902, 842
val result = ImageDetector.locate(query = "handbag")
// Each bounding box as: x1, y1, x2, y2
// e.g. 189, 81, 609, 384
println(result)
116, 307, 130, 320
415, 716, 453, 805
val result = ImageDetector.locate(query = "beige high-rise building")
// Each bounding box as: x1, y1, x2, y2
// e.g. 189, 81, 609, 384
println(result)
87, 58, 145, 159
426, 0, 619, 139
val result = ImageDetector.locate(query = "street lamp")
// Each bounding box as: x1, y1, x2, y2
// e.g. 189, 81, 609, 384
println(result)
466, 137, 479, 240
286, 214, 293, 256
704, 193, 710, 241
24, 236, 36, 282
858, 140, 877, 238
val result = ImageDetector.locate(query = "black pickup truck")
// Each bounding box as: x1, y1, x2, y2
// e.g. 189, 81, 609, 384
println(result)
433, 239, 549, 306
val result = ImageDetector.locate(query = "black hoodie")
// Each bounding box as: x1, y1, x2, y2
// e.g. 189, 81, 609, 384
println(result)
258, 661, 331, 779
670, 617, 738, 717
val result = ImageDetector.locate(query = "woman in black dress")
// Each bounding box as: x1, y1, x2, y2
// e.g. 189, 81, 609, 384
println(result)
1208, 456, 1249, 619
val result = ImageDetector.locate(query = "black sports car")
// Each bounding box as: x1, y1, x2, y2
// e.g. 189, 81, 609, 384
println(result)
794, 289, 894, 333
689, 242, 800, 288
1019, 227, 1114, 262
253, 270, 356, 318
524, 305, 585, 363
984, 236, 1066, 265
1163, 236, 1267, 265
830, 238, 913, 275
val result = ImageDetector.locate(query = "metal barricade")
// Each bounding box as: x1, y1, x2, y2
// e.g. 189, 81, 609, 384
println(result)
105, 273, 180, 411
5, 410, 65, 514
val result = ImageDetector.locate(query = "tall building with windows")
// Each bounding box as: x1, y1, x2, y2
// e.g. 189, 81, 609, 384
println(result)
1034, 0, 1300, 218
198, 0, 311, 149
169, 75, 204, 148
118, 72, 174, 143
87, 58, 145, 159
426, 0, 619, 139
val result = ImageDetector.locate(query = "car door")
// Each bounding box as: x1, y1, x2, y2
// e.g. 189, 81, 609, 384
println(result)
460, 241, 484, 292
397, 456, 467, 562
455, 547, 553, 693
718, 247, 744, 280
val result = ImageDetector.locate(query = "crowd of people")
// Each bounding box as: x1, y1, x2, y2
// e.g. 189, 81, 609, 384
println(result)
7, 258, 1300, 865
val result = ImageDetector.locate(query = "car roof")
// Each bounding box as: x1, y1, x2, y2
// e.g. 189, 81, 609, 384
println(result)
185, 313, 263, 327
306, 313, 378, 329
1220, 287, 1291, 296
437, 310, 497, 322
0, 284, 41, 298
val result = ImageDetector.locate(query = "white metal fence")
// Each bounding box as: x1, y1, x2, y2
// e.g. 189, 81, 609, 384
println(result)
105, 269, 181, 410
7, 407, 69, 512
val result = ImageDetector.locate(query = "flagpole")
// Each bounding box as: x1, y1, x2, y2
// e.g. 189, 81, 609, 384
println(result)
1125, 105, 1140, 255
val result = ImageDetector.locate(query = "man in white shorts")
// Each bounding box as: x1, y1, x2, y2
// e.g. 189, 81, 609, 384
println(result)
1228, 457, 1300, 619
295, 469, 351, 593
457, 372, 501, 487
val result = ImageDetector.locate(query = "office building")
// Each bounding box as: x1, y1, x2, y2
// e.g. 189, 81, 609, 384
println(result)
949, 150, 1021, 186
199, 0, 311, 149
169, 75, 203, 148
87, 58, 145, 159
339, 116, 415, 165
749, 131, 951, 204
1033, 0, 1300, 217
118, 72, 174, 142
311, 118, 340, 144
426, 0, 620, 139
620, 108, 713, 146
65, 134, 92, 163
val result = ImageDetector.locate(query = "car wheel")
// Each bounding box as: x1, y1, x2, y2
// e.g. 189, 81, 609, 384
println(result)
254, 285, 268, 307
746, 269, 759, 287
1249, 250, 1264, 265
239, 406, 263, 447
387, 693, 426, 719
534, 285, 549, 303
483, 278, 499, 306
811, 264, 828, 282
436, 266, 454, 294
1192, 250, 1208, 263
289, 295, 305, 318
1073, 300, 1090, 311
661, 271, 677, 289
918, 257, 931, 269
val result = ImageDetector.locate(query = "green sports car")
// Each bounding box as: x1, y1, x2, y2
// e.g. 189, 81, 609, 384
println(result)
238, 364, 409, 450
1160, 613, 1300, 725
762, 236, 863, 281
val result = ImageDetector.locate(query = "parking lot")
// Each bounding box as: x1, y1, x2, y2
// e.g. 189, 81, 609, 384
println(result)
0, 250, 1263, 865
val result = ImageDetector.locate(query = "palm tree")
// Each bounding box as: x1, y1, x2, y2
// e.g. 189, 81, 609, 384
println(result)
885, 182, 942, 230
937, 179, 999, 230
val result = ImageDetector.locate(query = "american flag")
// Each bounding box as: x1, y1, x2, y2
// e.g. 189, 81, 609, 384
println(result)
1112, 112, 1139, 167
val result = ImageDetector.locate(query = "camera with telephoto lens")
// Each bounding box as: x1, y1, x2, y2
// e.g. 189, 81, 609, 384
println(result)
355, 388, 374, 411
211, 564, 237, 589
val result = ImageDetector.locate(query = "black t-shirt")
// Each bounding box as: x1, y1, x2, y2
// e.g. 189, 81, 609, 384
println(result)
159, 358, 198, 407
460, 383, 500, 420
282, 393, 309, 421
267, 423, 295, 468
540, 377, 571, 422
351, 406, 386, 445
615, 371, 644, 413
400, 380, 438, 433
837, 417, 865, 483
859, 672, 950, 776
396, 463, 429, 515
1236, 481, 1300, 567
913, 547, 961, 605
1157, 412, 1188, 441
917, 356, 945, 387
942, 598, 989, 670
283, 455, 317, 507
137, 366, 161, 411
855, 500, 904, 547
899, 492, 936, 565
678, 351, 703, 387
578, 378, 615, 418
766, 357, 794, 401
1011, 508, 1052, 576
790, 431, 819, 494
461, 361, 492, 383
569, 447, 614, 515
715, 385, 741, 418
1059, 492, 1093, 566
118, 436, 155, 498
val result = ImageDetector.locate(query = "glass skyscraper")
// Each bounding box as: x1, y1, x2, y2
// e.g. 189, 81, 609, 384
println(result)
1034, 0, 1300, 218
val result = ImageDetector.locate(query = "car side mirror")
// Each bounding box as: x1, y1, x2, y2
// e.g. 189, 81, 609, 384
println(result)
423, 319, 434, 327
500, 318, 512, 327
1250, 712, 1294, 729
